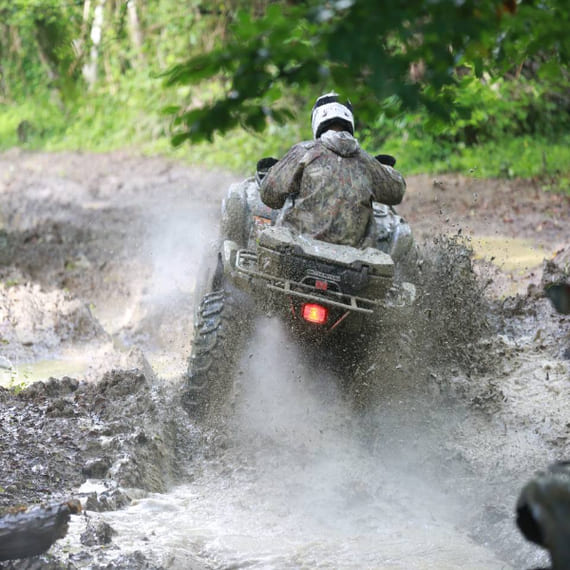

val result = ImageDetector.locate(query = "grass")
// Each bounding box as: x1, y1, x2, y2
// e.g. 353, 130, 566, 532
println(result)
1, 91, 569, 192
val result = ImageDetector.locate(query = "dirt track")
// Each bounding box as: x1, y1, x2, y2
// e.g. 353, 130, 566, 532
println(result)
0, 149, 569, 568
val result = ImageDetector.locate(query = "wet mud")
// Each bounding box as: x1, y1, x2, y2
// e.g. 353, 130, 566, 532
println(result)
0, 150, 569, 568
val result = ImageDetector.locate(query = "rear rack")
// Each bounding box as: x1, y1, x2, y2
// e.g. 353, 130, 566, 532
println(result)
235, 250, 379, 314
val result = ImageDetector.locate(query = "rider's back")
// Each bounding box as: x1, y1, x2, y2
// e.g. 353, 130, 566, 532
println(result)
260, 130, 405, 248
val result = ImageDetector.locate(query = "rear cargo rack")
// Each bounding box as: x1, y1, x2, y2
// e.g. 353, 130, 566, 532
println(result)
235, 250, 379, 314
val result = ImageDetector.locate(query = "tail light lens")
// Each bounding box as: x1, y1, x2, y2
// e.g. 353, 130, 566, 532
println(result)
301, 303, 328, 325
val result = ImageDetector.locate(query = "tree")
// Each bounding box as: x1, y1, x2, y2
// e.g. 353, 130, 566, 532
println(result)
162, 0, 570, 144
83, 0, 106, 88
0, 0, 82, 101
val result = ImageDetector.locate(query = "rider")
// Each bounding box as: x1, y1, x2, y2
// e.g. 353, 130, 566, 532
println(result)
259, 93, 406, 248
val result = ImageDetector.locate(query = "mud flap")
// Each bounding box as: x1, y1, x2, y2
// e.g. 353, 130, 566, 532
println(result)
222, 240, 239, 273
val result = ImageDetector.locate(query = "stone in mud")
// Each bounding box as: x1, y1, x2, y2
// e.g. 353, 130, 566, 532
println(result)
82, 457, 111, 479
517, 461, 570, 570
80, 519, 116, 546
85, 488, 131, 512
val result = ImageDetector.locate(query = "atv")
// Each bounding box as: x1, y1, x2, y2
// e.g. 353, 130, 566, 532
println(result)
182, 157, 417, 421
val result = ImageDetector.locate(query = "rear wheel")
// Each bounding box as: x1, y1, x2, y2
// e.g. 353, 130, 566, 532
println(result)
182, 285, 251, 422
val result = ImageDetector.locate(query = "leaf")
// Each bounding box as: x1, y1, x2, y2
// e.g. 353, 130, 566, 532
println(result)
160, 105, 180, 116
171, 132, 190, 147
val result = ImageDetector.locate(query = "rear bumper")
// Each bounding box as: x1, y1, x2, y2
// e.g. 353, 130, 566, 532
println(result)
222, 239, 414, 315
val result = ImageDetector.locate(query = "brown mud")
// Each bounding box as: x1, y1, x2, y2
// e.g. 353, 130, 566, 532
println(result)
0, 149, 569, 568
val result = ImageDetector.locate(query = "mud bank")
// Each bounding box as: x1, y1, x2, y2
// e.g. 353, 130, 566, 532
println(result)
0, 150, 569, 568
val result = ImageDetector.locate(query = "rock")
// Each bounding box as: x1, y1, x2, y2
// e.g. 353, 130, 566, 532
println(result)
517, 461, 570, 570
82, 458, 111, 479
84, 488, 131, 512
0, 499, 81, 561
80, 519, 116, 546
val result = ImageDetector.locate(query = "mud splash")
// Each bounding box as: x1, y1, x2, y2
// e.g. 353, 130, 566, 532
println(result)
61, 320, 511, 569
1, 152, 568, 569
58, 301, 556, 570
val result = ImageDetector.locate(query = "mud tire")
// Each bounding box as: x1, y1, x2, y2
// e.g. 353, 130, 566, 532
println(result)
182, 285, 251, 422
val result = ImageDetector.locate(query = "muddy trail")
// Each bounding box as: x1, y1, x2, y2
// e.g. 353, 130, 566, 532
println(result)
0, 149, 569, 569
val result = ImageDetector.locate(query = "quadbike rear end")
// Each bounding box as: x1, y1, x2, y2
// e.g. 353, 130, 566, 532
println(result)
182, 162, 417, 421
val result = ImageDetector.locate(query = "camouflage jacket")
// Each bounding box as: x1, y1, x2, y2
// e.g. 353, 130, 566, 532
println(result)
259, 131, 406, 248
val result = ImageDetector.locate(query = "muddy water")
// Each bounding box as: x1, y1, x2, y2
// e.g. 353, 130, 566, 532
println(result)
2, 153, 566, 569
85, 319, 538, 569
471, 236, 551, 273
470, 235, 554, 297
100, 475, 508, 569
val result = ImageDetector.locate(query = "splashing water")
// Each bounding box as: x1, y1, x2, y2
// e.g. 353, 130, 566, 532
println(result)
99, 318, 515, 569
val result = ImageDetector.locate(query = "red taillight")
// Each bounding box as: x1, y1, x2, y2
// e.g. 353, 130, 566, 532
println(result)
301, 303, 328, 325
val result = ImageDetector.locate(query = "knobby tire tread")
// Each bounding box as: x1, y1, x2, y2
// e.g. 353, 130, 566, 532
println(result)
183, 287, 249, 422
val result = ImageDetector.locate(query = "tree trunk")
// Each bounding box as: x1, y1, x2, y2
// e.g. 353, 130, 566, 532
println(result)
0, 64, 7, 100
83, 0, 92, 23
0, 25, 7, 100
127, 0, 144, 66
69, 0, 92, 78
0, 500, 81, 562
83, 0, 106, 88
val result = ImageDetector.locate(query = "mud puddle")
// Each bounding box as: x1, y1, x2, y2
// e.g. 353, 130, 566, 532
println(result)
53, 307, 561, 570
85, 321, 518, 570
1, 151, 569, 569
0, 357, 88, 388
471, 236, 551, 272
0, 350, 185, 389
471, 236, 554, 297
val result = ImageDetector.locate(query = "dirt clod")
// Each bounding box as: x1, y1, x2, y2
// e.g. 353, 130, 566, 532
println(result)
80, 519, 116, 546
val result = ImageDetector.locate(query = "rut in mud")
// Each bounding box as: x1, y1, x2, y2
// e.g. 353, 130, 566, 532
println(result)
0, 150, 569, 569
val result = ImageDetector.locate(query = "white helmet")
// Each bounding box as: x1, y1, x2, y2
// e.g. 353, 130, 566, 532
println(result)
311, 92, 354, 139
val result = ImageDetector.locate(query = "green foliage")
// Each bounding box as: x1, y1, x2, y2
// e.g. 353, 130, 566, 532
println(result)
8, 373, 27, 395
362, 72, 570, 151
161, 0, 570, 143
0, 0, 81, 101
162, 3, 320, 144
381, 132, 570, 182
2, 82, 568, 187
0, 0, 568, 191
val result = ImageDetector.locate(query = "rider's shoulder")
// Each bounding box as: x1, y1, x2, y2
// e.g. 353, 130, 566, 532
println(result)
280, 140, 317, 161
292, 140, 316, 151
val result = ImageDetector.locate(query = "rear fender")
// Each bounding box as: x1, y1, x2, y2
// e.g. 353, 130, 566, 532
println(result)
390, 219, 414, 262
373, 204, 414, 262
221, 183, 250, 247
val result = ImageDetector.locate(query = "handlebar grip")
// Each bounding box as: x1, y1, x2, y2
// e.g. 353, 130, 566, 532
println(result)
375, 154, 397, 167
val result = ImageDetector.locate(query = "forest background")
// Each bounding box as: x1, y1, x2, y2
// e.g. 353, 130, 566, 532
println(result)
0, 0, 568, 190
